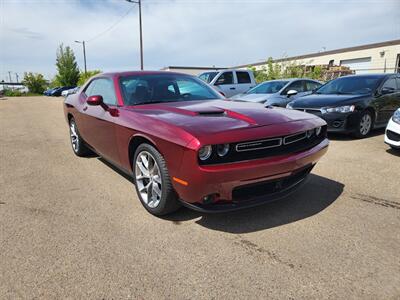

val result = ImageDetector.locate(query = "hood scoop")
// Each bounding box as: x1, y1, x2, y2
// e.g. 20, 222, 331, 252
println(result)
197, 110, 226, 116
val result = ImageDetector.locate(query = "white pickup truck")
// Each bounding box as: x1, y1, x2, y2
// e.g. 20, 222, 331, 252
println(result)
199, 69, 256, 98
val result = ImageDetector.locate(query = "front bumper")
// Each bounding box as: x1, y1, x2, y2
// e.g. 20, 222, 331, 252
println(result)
173, 138, 329, 211
302, 111, 361, 133
385, 118, 400, 148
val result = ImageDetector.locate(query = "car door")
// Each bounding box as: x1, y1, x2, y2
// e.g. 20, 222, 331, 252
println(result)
235, 71, 254, 94
375, 76, 400, 125
213, 71, 236, 97
81, 77, 120, 164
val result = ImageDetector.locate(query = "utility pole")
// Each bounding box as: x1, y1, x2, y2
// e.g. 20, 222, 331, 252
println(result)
126, 0, 144, 70
15, 73, 19, 83
75, 40, 87, 74
8, 71, 12, 83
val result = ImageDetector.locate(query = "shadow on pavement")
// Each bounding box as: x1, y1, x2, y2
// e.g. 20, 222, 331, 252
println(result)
96, 157, 344, 234
328, 128, 385, 141
386, 148, 400, 156
165, 174, 344, 234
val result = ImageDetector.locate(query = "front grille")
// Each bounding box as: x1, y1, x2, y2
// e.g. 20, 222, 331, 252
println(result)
294, 108, 322, 115
386, 130, 400, 142
232, 165, 314, 202
199, 126, 327, 165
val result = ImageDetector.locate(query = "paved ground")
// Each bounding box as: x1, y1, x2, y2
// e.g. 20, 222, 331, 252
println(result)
0, 96, 399, 299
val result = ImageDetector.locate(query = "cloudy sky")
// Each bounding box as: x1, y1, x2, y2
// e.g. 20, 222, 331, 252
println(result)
1, 0, 399, 81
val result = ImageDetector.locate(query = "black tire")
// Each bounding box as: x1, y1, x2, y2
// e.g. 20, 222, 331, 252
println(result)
69, 118, 92, 157
353, 110, 373, 138
133, 143, 180, 216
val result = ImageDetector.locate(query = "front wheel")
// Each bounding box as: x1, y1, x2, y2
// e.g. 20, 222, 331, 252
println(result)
353, 111, 373, 138
69, 118, 92, 157
133, 143, 180, 216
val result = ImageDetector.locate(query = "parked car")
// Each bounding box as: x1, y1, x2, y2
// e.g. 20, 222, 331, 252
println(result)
50, 86, 75, 97
385, 108, 400, 150
61, 87, 80, 97
43, 87, 59, 96
198, 69, 256, 98
64, 71, 328, 216
287, 74, 400, 138
230, 78, 322, 107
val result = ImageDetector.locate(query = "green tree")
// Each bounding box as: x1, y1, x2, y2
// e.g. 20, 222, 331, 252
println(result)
55, 44, 80, 86
78, 70, 102, 86
22, 72, 48, 94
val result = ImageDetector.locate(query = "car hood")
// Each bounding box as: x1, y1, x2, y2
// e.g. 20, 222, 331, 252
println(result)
291, 93, 369, 108
125, 99, 318, 137
230, 93, 273, 102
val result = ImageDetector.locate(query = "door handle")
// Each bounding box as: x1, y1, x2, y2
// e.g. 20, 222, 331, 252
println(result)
230, 87, 236, 90
83, 106, 88, 111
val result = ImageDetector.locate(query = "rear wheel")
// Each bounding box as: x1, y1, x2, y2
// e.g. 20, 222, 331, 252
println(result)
133, 143, 180, 216
353, 111, 373, 138
69, 118, 91, 157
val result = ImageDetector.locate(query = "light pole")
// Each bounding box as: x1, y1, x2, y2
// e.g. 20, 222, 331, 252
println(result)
126, 0, 144, 70
75, 40, 87, 74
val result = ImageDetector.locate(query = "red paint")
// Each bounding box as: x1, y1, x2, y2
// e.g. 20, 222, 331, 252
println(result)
64, 71, 329, 206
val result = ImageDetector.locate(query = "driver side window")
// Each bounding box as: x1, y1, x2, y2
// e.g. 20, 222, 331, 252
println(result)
283, 80, 305, 94
215, 72, 233, 85
86, 78, 117, 105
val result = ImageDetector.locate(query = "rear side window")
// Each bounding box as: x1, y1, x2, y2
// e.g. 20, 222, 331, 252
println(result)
86, 78, 117, 105
215, 72, 233, 85
382, 78, 398, 91
236, 71, 251, 84
305, 81, 322, 91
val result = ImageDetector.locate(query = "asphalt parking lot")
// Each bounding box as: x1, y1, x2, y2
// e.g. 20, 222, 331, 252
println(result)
1, 96, 399, 299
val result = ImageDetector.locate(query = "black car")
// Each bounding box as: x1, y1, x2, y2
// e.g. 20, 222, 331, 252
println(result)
287, 74, 400, 138
50, 86, 75, 97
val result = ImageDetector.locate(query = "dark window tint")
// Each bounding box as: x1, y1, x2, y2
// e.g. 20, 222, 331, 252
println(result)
315, 76, 381, 95
120, 74, 221, 105
236, 71, 251, 84
87, 78, 117, 105
199, 72, 218, 83
382, 78, 398, 91
305, 81, 322, 91
215, 72, 233, 85
285, 80, 305, 93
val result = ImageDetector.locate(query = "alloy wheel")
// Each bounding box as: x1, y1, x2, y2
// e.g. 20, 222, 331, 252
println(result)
70, 121, 79, 152
135, 151, 162, 208
360, 114, 372, 136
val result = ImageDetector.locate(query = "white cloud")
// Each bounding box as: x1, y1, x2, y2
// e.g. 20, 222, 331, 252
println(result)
0, 0, 399, 81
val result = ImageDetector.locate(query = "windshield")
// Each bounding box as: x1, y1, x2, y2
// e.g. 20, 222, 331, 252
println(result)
120, 74, 222, 105
198, 72, 218, 83
246, 81, 289, 94
315, 76, 381, 95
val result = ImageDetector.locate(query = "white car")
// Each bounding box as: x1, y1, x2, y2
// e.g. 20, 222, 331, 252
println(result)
199, 69, 256, 98
385, 108, 400, 150
62, 87, 79, 97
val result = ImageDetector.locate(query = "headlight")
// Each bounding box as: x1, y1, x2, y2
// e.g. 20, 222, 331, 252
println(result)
286, 103, 293, 109
321, 105, 355, 114
392, 108, 400, 124
315, 126, 322, 136
198, 145, 212, 161
217, 144, 230, 157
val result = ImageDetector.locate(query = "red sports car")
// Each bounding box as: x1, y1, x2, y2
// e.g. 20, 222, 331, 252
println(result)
64, 71, 329, 216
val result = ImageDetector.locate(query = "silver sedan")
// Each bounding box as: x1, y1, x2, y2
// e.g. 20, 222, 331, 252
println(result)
230, 78, 322, 107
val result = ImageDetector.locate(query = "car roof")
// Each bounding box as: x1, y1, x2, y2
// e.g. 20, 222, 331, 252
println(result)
340, 73, 395, 79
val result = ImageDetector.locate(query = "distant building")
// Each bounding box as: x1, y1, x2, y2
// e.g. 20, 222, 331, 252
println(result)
235, 39, 400, 74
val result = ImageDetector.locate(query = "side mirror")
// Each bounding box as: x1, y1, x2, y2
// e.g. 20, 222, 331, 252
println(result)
381, 87, 395, 95
87, 95, 103, 106
287, 90, 298, 97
